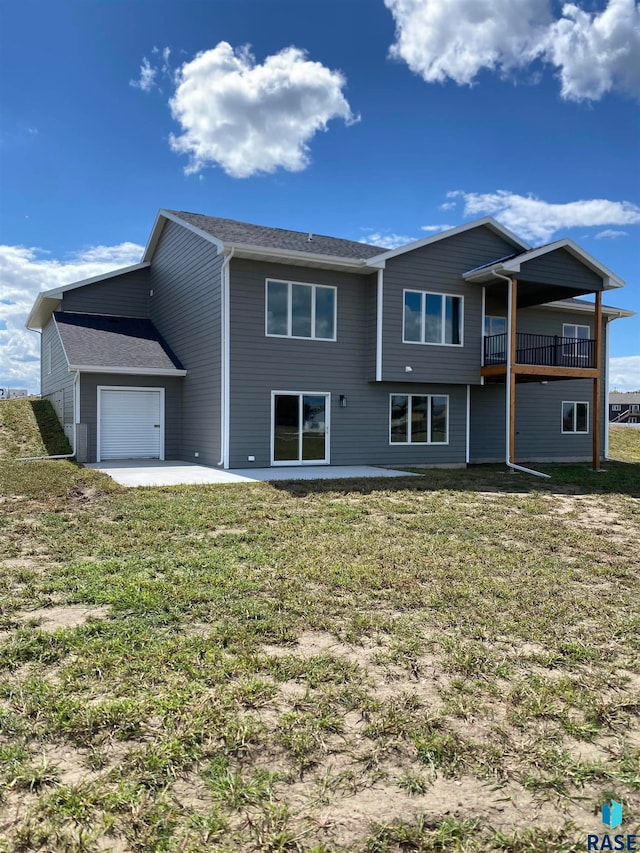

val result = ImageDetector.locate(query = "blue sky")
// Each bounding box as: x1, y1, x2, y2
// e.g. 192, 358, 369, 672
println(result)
1, 0, 639, 390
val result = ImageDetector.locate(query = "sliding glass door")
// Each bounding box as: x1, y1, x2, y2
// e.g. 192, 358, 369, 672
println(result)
272, 393, 330, 464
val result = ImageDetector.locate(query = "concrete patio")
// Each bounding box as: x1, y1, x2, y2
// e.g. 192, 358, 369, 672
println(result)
85, 460, 418, 487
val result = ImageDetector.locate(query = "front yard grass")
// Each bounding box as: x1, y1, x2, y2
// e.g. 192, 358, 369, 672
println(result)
0, 438, 638, 850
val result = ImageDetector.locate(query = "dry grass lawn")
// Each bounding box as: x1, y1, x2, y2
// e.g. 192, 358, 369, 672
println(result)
0, 400, 638, 852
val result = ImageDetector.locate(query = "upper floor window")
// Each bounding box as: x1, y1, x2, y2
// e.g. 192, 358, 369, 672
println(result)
562, 401, 589, 434
562, 323, 590, 359
266, 280, 336, 341
403, 290, 463, 346
484, 316, 506, 337
563, 323, 590, 340
611, 405, 621, 411
632, 404, 640, 413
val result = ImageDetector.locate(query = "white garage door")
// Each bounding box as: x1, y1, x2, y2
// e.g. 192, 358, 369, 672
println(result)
99, 388, 163, 461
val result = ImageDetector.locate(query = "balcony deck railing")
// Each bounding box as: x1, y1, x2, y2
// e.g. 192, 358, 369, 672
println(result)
484, 332, 597, 369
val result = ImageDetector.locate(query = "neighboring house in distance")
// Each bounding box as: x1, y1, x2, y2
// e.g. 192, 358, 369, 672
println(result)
609, 391, 640, 424
27, 210, 634, 469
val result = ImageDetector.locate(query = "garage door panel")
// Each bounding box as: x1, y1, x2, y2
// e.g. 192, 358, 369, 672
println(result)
99, 389, 163, 460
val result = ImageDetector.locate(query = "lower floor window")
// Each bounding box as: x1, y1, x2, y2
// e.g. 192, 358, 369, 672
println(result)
390, 394, 448, 444
562, 401, 589, 434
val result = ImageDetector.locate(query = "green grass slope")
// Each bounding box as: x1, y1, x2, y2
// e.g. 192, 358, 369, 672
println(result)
0, 398, 71, 459
609, 425, 640, 463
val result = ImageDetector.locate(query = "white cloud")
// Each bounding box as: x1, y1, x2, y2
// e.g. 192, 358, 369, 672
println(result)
545, 0, 640, 101
595, 228, 628, 239
449, 189, 640, 242
130, 57, 158, 92
385, 0, 549, 85
0, 243, 143, 392
130, 47, 173, 93
610, 355, 640, 391
166, 42, 355, 178
366, 232, 416, 248
421, 224, 454, 232
440, 201, 457, 211
385, 0, 640, 101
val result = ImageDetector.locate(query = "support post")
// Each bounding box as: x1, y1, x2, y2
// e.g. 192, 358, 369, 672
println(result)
508, 278, 517, 466
593, 290, 602, 471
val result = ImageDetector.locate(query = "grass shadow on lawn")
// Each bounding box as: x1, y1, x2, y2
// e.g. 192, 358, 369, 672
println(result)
268, 461, 640, 500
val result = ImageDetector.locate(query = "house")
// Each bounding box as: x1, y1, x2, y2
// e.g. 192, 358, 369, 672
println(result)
609, 391, 640, 424
26, 210, 634, 470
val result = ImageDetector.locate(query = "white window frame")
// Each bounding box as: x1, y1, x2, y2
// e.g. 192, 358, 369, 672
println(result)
402, 289, 464, 347
611, 404, 621, 411
265, 279, 337, 342
562, 323, 591, 359
631, 404, 640, 413
561, 400, 589, 435
270, 390, 331, 466
630, 417, 638, 424
388, 393, 450, 445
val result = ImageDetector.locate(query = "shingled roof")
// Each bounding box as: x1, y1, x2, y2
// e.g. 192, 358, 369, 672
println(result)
166, 210, 385, 260
54, 313, 184, 372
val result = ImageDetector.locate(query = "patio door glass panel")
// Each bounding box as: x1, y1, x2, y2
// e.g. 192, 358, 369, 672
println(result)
273, 393, 328, 464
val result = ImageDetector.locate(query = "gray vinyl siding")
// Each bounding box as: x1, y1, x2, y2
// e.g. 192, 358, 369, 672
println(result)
381, 226, 519, 384
516, 249, 604, 290
228, 259, 466, 466
149, 220, 223, 465
470, 312, 608, 462
61, 268, 150, 317
41, 319, 74, 424
79, 374, 181, 463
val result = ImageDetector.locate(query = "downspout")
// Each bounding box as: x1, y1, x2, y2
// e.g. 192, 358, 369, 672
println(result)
375, 268, 383, 381
491, 268, 550, 480
18, 369, 79, 462
218, 247, 234, 467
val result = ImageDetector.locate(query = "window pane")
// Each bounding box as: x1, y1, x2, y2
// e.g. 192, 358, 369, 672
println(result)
576, 403, 588, 433
302, 395, 326, 460
404, 291, 422, 342
291, 284, 312, 338
267, 281, 288, 336
445, 296, 462, 345
274, 395, 299, 461
390, 396, 408, 443
431, 396, 447, 443
492, 317, 506, 335
564, 325, 576, 339
315, 286, 335, 339
425, 294, 442, 343
562, 402, 574, 432
576, 326, 589, 340
411, 396, 428, 443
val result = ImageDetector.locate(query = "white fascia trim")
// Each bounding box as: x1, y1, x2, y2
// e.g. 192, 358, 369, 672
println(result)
366, 217, 530, 265
144, 210, 225, 261
537, 300, 635, 318
43, 262, 150, 300
26, 262, 150, 330
51, 315, 71, 370
69, 365, 187, 376
498, 239, 625, 289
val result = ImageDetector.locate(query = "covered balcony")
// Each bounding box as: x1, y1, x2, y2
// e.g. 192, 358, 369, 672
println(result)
463, 238, 626, 472
482, 331, 598, 381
